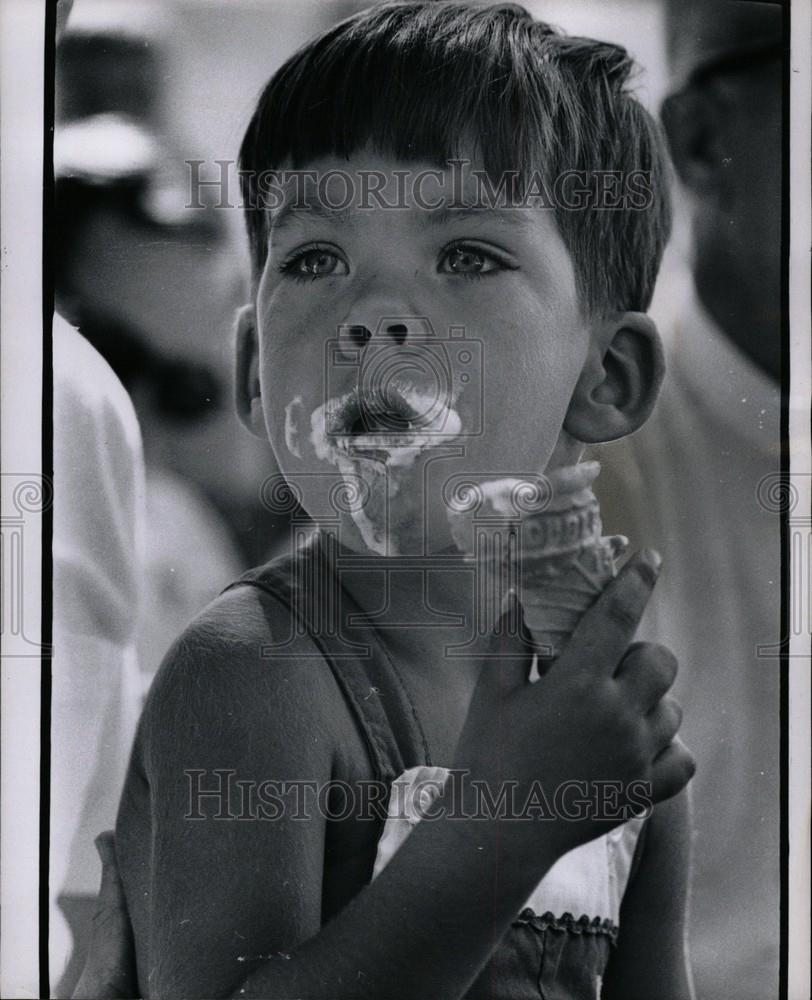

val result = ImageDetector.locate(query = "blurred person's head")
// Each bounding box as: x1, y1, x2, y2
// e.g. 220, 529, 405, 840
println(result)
234, 1, 671, 555
661, 0, 783, 379
53, 2, 275, 540
56, 0, 171, 122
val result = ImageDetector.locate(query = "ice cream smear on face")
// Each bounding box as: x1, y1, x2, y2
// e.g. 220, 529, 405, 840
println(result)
284, 396, 303, 459
309, 385, 463, 555
446, 461, 628, 658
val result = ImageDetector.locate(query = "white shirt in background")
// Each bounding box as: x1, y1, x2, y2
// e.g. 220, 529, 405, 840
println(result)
596, 286, 781, 1000
50, 316, 146, 987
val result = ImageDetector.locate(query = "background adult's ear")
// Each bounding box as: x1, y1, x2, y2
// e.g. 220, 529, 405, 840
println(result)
234, 304, 265, 438
660, 86, 730, 206
563, 312, 665, 444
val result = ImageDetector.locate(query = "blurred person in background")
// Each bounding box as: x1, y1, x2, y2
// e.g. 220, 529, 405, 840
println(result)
51, 2, 266, 992
50, 2, 147, 995
54, 0, 275, 686
51, 311, 146, 998
598, 1, 783, 997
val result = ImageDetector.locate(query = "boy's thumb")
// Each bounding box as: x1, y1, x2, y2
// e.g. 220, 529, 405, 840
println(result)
476, 591, 533, 696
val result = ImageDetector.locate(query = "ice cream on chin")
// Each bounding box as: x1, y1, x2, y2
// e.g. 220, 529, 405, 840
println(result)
446, 461, 628, 658
309, 387, 462, 556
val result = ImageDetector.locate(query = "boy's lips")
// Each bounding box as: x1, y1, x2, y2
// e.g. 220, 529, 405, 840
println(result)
327, 386, 422, 440
311, 385, 462, 466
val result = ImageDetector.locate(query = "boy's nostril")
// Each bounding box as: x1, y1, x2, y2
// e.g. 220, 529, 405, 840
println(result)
347, 325, 372, 347
386, 323, 408, 345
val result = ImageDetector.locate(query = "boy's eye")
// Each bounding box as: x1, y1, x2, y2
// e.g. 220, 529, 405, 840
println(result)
282, 246, 348, 279
439, 245, 501, 276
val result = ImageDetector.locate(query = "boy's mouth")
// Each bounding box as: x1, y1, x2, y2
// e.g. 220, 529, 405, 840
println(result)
311, 385, 462, 466
331, 388, 422, 440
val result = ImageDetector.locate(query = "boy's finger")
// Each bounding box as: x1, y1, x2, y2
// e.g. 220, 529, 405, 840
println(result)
646, 695, 683, 753
650, 737, 696, 803
560, 549, 662, 677
614, 642, 678, 707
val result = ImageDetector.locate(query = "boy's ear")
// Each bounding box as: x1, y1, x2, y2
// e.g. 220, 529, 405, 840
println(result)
234, 304, 266, 438
563, 313, 664, 444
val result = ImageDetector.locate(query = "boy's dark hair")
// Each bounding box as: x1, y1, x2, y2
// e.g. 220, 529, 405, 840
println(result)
239, 1, 672, 315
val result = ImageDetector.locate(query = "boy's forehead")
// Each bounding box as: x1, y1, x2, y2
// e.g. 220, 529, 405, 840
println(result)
266, 153, 554, 237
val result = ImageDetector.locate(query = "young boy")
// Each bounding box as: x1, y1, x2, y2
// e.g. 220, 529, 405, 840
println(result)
81, 4, 695, 997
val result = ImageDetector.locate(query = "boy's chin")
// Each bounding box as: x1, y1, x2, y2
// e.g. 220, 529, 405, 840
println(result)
301, 448, 456, 557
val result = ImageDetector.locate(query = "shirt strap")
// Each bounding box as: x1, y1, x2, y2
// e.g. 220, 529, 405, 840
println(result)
220, 531, 432, 786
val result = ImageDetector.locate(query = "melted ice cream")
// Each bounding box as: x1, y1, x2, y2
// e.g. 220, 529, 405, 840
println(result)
284, 396, 303, 459
309, 387, 463, 556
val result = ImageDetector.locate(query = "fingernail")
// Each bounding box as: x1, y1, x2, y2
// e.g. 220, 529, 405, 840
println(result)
641, 548, 662, 573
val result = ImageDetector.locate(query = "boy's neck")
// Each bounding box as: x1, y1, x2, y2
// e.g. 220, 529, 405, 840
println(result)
319, 530, 501, 666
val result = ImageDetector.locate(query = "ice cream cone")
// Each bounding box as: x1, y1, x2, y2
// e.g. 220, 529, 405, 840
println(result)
447, 461, 627, 658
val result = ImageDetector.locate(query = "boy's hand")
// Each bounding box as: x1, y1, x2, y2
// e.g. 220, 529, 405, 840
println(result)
452, 549, 695, 862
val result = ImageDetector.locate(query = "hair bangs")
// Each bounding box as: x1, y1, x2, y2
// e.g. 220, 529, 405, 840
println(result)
241, 4, 551, 183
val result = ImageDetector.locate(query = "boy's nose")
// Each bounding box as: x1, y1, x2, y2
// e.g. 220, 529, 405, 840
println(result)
338, 320, 411, 353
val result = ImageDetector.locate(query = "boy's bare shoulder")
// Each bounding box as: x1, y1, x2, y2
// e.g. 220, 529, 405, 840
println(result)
137, 581, 356, 773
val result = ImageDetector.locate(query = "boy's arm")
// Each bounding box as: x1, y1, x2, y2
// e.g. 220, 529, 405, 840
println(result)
125, 600, 336, 998
601, 788, 695, 1000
